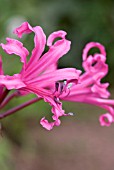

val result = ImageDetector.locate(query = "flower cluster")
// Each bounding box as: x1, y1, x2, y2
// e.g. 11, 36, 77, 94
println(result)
0, 22, 114, 130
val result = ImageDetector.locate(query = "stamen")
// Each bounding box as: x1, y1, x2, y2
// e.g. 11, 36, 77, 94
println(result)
62, 88, 71, 98
67, 83, 72, 89
55, 82, 59, 91
54, 79, 74, 98
68, 112, 74, 116
54, 96, 61, 104
60, 82, 65, 93
54, 78, 78, 101
54, 79, 67, 96
63, 80, 67, 85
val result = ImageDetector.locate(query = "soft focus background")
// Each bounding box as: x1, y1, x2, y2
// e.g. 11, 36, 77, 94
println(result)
0, 0, 114, 170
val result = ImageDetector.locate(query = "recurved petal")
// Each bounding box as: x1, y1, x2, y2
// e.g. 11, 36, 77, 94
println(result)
82, 42, 106, 61
47, 30, 67, 47
83, 54, 108, 72
82, 54, 108, 81
0, 38, 29, 65
14, 22, 32, 38
39, 96, 67, 130
99, 113, 114, 127
24, 31, 71, 78
40, 117, 55, 130
14, 22, 46, 68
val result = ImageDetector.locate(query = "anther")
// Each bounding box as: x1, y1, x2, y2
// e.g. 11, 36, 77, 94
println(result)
67, 83, 72, 89
68, 112, 74, 116
55, 82, 59, 91
54, 96, 61, 104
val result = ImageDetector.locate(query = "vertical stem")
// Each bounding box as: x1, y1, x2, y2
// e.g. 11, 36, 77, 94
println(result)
0, 91, 18, 109
0, 89, 9, 104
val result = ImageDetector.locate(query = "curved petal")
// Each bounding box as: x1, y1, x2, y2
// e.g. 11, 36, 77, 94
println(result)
0, 38, 29, 65
14, 22, 46, 70
25, 26, 46, 70
24, 31, 71, 79
40, 117, 55, 130
24, 84, 69, 130
82, 42, 106, 61
14, 22, 32, 38
40, 96, 65, 130
40, 96, 73, 130
82, 54, 108, 78
99, 113, 114, 126
47, 30, 67, 47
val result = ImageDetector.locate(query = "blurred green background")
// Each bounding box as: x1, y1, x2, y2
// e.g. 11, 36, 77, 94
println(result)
0, 0, 114, 170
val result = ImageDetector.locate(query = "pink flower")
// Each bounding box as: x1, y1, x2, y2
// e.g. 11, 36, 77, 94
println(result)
0, 22, 81, 130
62, 42, 114, 127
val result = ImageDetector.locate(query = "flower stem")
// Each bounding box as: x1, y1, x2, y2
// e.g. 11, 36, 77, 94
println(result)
0, 97, 42, 119
0, 89, 9, 104
0, 91, 18, 109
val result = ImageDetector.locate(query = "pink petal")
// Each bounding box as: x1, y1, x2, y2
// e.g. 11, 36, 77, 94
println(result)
83, 42, 106, 61
91, 82, 110, 98
27, 26, 46, 63
42, 96, 66, 130
40, 106, 72, 130
25, 84, 67, 130
82, 54, 108, 78
0, 38, 29, 65
26, 84, 52, 97
99, 113, 114, 127
47, 30, 67, 47
25, 68, 81, 87
24, 31, 71, 78
14, 22, 46, 69
14, 22, 32, 38
45, 62, 57, 73
40, 117, 55, 130
0, 74, 26, 90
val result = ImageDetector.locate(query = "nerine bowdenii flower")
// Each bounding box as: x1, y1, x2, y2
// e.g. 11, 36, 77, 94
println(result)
0, 22, 114, 130
0, 22, 81, 130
